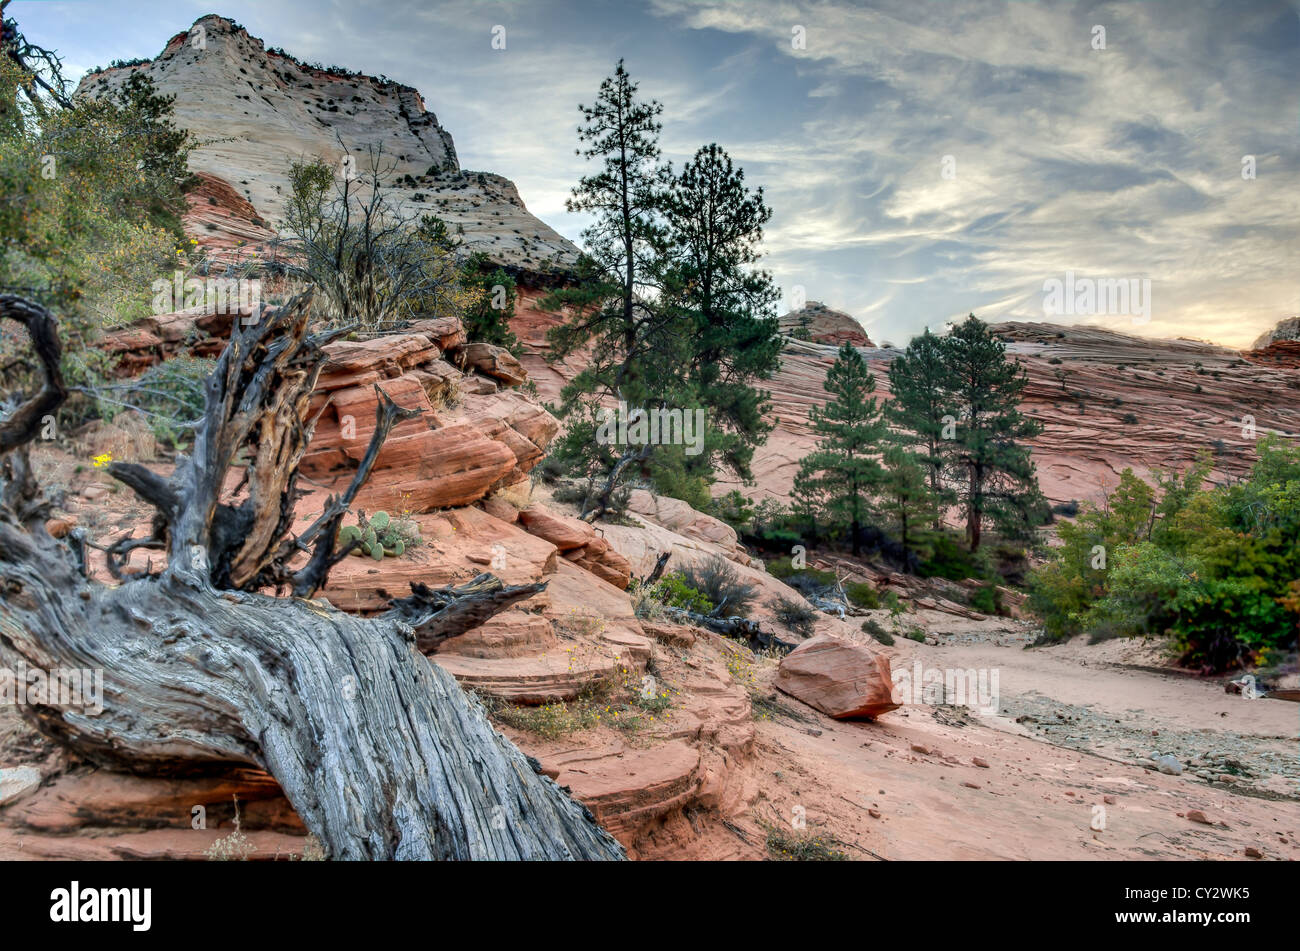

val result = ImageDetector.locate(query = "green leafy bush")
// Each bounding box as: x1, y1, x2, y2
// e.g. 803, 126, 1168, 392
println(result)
744, 498, 804, 551
968, 584, 999, 615
710, 490, 755, 532
1027, 441, 1300, 671
654, 573, 714, 615
845, 581, 881, 609
916, 532, 988, 581
679, 555, 758, 618
765, 557, 836, 587
861, 618, 894, 645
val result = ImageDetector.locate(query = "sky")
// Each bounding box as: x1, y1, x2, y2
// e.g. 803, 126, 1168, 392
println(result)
13, 0, 1300, 348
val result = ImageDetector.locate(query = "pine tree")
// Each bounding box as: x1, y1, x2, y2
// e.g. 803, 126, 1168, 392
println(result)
790, 468, 827, 548
543, 60, 669, 404
795, 343, 888, 556
658, 143, 782, 485
942, 315, 1044, 551
878, 444, 938, 564
886, 327, 956, 525
540, 61, 672, 519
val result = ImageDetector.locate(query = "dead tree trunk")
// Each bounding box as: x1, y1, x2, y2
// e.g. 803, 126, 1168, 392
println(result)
0, 292, 623, 860
663, 607, 796, 655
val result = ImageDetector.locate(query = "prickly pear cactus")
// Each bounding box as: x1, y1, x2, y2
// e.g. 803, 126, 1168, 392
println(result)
336, 511, 420, 560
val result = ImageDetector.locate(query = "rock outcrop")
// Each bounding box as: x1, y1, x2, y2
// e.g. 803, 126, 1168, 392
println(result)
298, 328, 550, 514
517, 507, 631, 588
1244, 320, 1300, 370
779, 300, 873, 347
76, 14, 580, 278
1250, 316, 1300, 351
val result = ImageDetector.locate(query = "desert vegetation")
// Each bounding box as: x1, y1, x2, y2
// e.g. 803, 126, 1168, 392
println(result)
1029, 438, 1300, 671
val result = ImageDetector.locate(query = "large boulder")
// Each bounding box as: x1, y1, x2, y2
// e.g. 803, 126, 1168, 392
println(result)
775, 635, 899, 720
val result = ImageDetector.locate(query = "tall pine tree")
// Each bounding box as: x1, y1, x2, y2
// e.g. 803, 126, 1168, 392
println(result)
886, 327, 956, 525
795, 343, 888, 556
943, 315, 1044, 551
658, 143, 782, 485
541, 61, 672, 519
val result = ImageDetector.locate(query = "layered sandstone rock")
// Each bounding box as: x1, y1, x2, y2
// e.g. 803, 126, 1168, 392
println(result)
517, 506, 631, 589
76, 14, 579, 278
292, 325, 556, 514
101, 304, 244, 375
516, 287, 1300, 509
775, 635, 900, 719
0, 743, 312, 860
624, 489, 741, 554
453, 342, 528, 386
779, 300, 873, 347
1244, 339, 1300, 370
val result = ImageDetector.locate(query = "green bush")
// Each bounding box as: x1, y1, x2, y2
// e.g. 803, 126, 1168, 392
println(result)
655, 573, 714, 615
649, 463, 713, 513
968, 585, 999, 615
861, 618, 894, 645
916, 532, 987, 581
710, 490, 755, 532
766, 557, 837, 588
1027, 442, 1300, 670
679, 555, 759, 618
764, 556, 799, 579
845, 581, 881, 609
744, 498, 805, 551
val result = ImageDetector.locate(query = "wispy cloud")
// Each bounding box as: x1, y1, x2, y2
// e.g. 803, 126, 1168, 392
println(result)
18, 0, 1299, 347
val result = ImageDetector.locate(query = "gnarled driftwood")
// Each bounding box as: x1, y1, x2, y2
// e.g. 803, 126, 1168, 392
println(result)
0, 292, 623, 860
